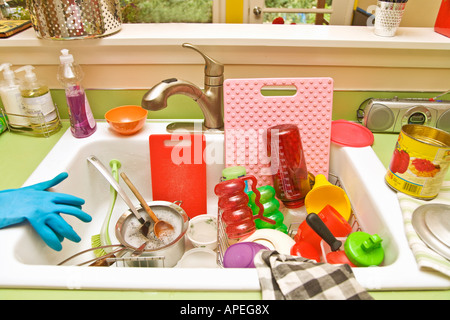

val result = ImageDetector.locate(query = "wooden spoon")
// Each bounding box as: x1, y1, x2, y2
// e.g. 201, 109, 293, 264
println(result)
120, 172, 175, 240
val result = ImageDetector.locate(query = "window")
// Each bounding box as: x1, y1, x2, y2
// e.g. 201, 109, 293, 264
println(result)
4, 0, 224, 23
6, 0, 353, 25
246, 0, 355, 25
120, 0, 216, 23
0, 0, 29, 20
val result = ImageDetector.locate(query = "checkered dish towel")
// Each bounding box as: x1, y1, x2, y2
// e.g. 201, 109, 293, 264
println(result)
254, 250, 373, 300
397, 181, 450, 278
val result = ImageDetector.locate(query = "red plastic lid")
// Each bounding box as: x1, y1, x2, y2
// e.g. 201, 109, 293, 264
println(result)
331, 120, 374, 147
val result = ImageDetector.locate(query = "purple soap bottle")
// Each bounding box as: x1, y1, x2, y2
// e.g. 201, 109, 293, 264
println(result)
57, 49, 96, 138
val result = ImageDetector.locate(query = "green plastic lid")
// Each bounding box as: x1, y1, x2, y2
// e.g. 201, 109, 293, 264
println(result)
222, 166, 246, 181
344, 232, 384, 267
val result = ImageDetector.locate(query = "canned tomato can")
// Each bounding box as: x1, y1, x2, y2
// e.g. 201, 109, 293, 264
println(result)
385, 124, 450, 200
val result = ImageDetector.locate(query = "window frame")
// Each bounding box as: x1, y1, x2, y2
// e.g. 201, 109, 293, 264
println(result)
244, 0, 355, 25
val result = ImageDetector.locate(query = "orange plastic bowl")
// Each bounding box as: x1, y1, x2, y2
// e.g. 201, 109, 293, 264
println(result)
105, 105, 148, 135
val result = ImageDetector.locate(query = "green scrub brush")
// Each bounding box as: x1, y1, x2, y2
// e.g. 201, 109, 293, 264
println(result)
91, 159, 121, 257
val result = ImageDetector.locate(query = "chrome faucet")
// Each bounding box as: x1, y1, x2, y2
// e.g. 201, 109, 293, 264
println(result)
141, 43, 224, 130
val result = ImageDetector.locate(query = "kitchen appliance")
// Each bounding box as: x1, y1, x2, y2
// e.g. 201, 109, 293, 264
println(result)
357, 97, 450, 133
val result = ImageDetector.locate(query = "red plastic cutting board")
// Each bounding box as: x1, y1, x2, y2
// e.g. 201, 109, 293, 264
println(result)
149, 133, 207, 218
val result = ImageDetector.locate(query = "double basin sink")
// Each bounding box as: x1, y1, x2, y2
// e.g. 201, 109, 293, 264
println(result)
0, 121, 449, 291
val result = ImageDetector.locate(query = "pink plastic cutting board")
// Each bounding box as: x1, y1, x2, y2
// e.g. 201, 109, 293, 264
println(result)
224, 78, 333, 187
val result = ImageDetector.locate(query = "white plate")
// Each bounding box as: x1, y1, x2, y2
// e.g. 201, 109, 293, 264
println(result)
240, 229, 295, 255
424, 204, 450, 247
175, 248, 219, 268
412, 204, 450, 260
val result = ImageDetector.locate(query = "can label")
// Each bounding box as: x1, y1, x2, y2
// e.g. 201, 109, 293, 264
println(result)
385, 126, 450, 199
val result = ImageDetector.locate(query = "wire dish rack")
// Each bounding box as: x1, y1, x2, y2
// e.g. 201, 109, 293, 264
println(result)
216, 173, 362, 267
59, 174, 361, 268
106, 256, 166, 268
57, 244, 168, 268
0, 107, 62, 137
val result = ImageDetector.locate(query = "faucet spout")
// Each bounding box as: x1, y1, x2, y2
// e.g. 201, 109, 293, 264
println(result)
141, 44, 224, 130
142, 78, 203, 111
141, 77, 224, 129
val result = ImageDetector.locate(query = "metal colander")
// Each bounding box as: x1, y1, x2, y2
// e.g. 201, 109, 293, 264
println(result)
26, 0, 122, 40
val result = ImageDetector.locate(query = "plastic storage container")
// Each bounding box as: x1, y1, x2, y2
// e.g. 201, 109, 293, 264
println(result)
221, 166, 248, 192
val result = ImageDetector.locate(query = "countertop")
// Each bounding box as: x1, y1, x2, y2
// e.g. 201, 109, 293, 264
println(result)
0, 121, 448, 300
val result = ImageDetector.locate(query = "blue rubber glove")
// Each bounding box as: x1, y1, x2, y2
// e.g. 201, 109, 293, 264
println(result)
0, 172, 92, 251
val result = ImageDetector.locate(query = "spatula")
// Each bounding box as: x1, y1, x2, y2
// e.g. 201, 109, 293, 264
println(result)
87, 155, 150, 239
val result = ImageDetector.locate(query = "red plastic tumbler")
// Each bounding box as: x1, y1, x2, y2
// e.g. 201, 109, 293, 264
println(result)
266, 124, 311, 208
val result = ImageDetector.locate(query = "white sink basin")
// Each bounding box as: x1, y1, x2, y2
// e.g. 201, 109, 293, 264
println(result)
0, 121, 448, 291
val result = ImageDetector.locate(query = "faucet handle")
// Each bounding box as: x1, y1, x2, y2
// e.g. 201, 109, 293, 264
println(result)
182, 43, 224, 78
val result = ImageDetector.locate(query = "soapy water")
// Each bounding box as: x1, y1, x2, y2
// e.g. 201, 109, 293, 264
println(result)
123, 207, 183, 250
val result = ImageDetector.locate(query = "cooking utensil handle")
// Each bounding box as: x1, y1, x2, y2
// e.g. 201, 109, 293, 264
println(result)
87, 155, 145, 224
120, 172, 160, 223
306, 213, 342, 252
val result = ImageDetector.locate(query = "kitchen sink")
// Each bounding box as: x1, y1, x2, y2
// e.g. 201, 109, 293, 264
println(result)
0, 121, 448, 291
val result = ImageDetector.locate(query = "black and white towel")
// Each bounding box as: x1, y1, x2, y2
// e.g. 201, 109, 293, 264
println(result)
254, 250, 373, 300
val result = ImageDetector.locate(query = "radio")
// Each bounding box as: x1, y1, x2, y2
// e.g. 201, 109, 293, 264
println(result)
357, 97, 450, 133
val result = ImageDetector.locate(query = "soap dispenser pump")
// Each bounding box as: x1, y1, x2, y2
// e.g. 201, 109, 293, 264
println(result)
57, 49, 96, 138
0, 63, 29, 128
15, 65, 61, 135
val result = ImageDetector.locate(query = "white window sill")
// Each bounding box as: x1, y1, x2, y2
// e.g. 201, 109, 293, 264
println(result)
3, 24, 449, 63
1, 24, 449, 91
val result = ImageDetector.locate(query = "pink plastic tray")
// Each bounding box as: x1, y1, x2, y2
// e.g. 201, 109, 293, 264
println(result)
224, 78, 333, 187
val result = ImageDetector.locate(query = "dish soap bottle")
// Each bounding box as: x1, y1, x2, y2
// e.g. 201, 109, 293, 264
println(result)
57, 49, 96, 138
15, 65, 61, 135
0, 63, 29, 128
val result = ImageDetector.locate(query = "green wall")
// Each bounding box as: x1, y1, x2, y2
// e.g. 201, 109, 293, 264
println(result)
49, 89, 449, 122
2, 89, 447, 123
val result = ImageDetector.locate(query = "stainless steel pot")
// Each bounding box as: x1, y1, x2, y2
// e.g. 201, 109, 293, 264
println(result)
115, 201, 189, 268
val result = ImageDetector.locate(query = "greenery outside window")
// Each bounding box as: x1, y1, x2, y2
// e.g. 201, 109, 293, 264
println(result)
5, 0, 215, 23
0, 0, 29, 20
121, 0, 213, 23
120, 0, 334, 24
5, 0, 347, 25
